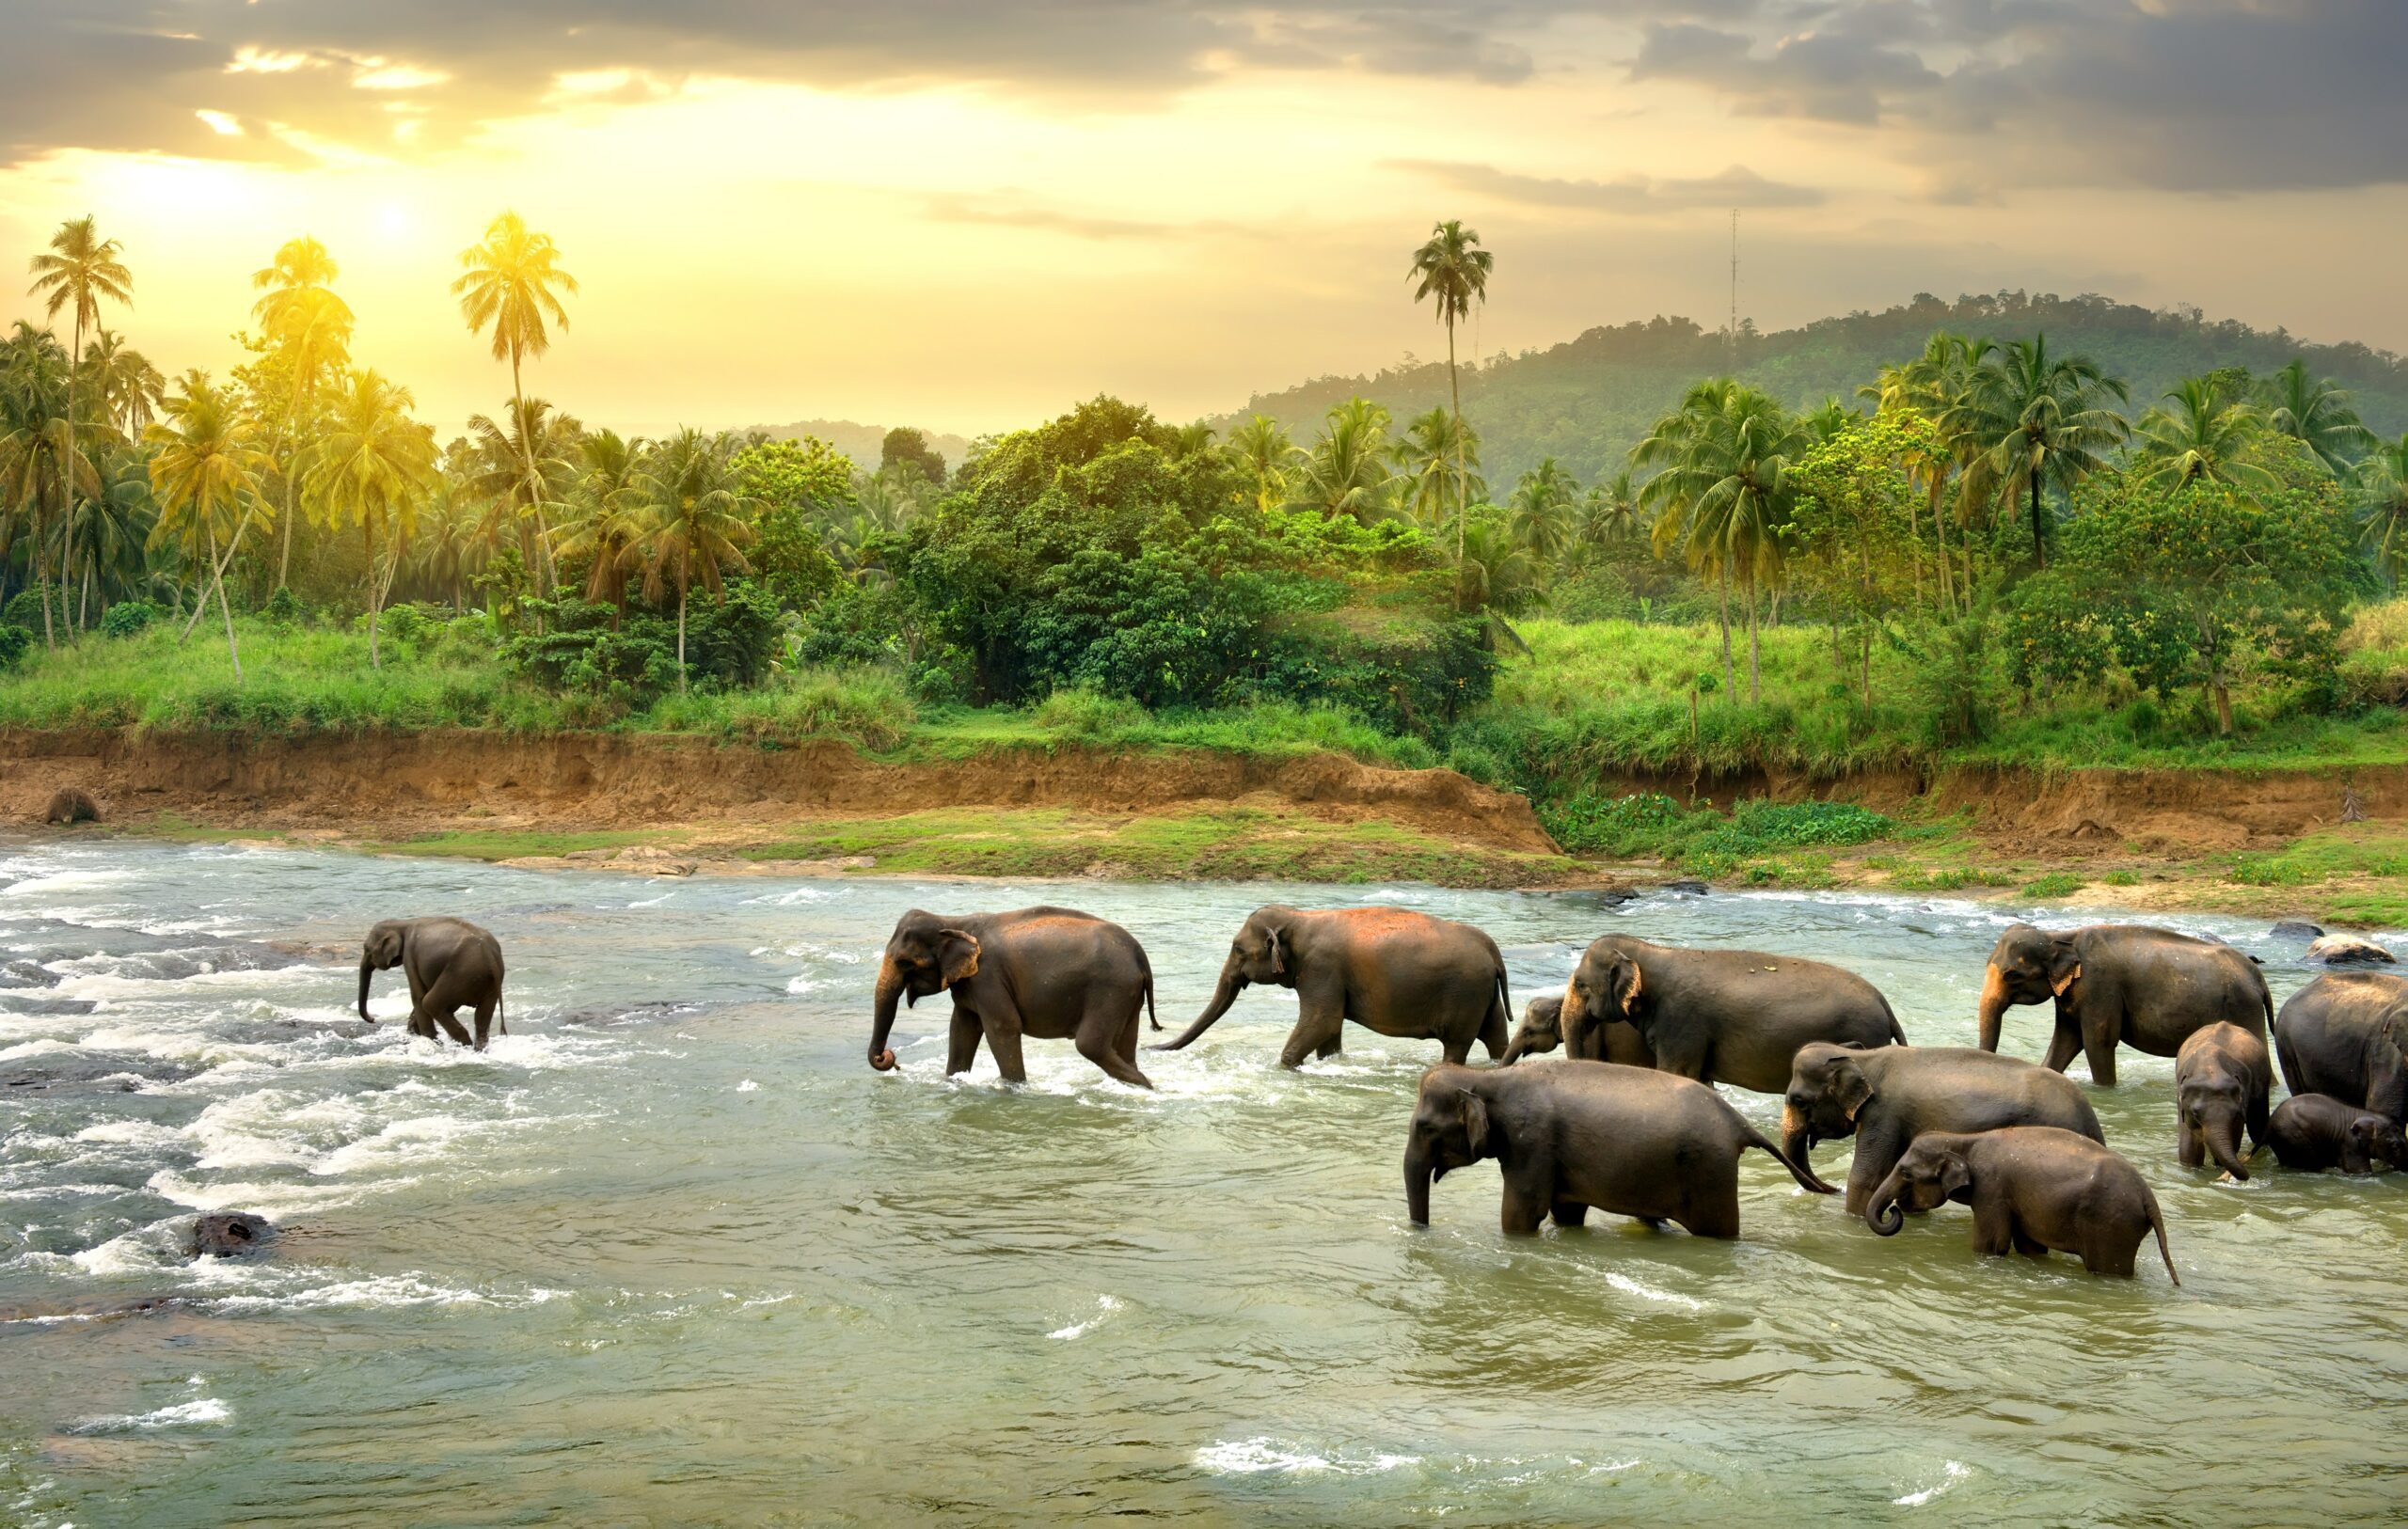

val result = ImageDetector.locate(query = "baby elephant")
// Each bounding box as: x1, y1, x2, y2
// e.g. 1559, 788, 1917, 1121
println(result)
1405, 1060, 1835, 1237
358, 917, 507, 1049
1867, 1127, 2178, 1284
1497, 992, 1655, 1068
2175, 1021, 2273, 1181
2266, 1094, 2408, 1174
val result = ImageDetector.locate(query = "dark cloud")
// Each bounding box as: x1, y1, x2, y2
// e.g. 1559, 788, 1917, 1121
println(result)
1400, 160, 1824, 213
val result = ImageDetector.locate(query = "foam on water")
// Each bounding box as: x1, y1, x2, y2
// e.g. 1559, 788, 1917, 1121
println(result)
1193, 1439, 1423, 1476
67, 1398, 231, 1434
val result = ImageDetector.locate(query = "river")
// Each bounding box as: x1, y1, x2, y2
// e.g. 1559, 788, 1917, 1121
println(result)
1, 840, 2403, 1525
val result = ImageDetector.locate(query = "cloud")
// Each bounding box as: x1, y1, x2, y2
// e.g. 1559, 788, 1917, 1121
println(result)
1400, 160, 1824, 213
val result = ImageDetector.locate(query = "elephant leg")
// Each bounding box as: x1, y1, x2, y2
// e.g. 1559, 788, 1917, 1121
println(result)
1498, 1175, 1550, 1235
472, 996, 499, 1051
1277, 993, 1345, 1068
421, 1007, 474, 1048
1845, 1125, 1904, 1218
1682, 1184, 1742, 1239
2040, 1022, 2081, 1074
412, 968, 479, 1047
1315, 1031, 1343, 1059
1074, 999, 1153, 1089
945, 1010, 983, 1075
2082, 1031, 2120, 1088
984, 1023, 1028, 1083
1478, 1005, 1509, 1062
2178, 1125, 2204, 1170
1551, 1199, 1590, 1228
1969, 1198, 2016, 1257
1655, 1037, 1713, 1085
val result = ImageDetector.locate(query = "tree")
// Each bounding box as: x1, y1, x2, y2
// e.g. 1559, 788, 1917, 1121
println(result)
2356, 433, 2408, 590
1786, 416, 1931, 710
879, 426, 947, 484
309, 368, 438, 666
1227, 414, 1299, 515
1946, 334, 2129, 568
623, 428, 760, 690
2261, 358, 2375, 478
26, 215, 133, 636
83, 330, 164, 436
555, 429, 650, 619
2131, 375, 2281, 496
1862, 330, 1983, 615
1506, 456, 1576, 563
452, 212, 577, 588
1289, 398, 1394, 526
1634, 379, 1805, 703
1407, 219, 1492, 590
145, 374, 268, 677
461, 396, 578, 587
251, 236, 355, 587
1574, 471, 1640, 557
1392, 406, 1481, 532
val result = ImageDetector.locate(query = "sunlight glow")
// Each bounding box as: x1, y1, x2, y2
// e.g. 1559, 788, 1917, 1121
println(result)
195, 109, 244, 136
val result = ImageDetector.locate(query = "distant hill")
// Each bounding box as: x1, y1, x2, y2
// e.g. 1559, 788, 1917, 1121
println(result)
751, 418, 975, 474
1226, 291, 2408, 492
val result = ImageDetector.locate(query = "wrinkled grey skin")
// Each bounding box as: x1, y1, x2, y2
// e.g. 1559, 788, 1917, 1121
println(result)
1405, 1060, 1833, 1235
2273, 971, 2408, 1123
1976, 922, 2272, 1085
358, 917, 506, 1050
1782, 1042, 2105, 1217
1556, 935, 1906, 1094
2174, 1021, 2273, 1181
1498, 992, 1656, 1068
869, 906, 1157, 1087
1862, 1127, 2178, 1284
2265, 1094, 2408, 1174
1153, 906, 1509, 1068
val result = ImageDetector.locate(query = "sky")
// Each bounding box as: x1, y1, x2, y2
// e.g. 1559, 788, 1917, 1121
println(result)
2, 1, 2403, 439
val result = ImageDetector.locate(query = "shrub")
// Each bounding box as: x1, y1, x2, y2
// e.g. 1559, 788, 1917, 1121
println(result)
2021, 872, 2085, 898
0, 623, 33, 671
101, 601, 158, 638
262, 586, 306, 627
1031, 686, 1149, 739
3, 590, 50, 630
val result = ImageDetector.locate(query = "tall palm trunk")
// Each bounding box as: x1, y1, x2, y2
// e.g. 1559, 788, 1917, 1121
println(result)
207, 525, 243, 683
1447, 315, 1464, 608
61, 311, 81, 636
1716, 560, 1734, 701
2029, 470, 2047, 568
508, 344, 554, 597
1745, 565, 1761, 704
1928, 472, 1954, 618
676, 576, 689, 694
34, 505, 55, 648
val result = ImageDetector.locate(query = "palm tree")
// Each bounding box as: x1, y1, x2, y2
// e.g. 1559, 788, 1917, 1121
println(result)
1945, 334, 2129, 568
1802, 397, 1861, 442
2261, 358, 2375, 478
27, 215, 133, 635
2357, 433, 2408, 590
452, 212, 577, 588
1227, 415, 1299, 515
1507, 457, 1577, 563
67, 451, 156, 625
145, 374, 269, 677
554, 428, 648, 619
1392, 406, 1482, 532
411, 481, 486, 611
83, 330, 164, 435
1288, 398, 1394, 526
1170, 420, 1216, 460
623, 428, 759, 691
1633, 379, 1805, 703
0, 322, 77, 645
310, 369, 438, 666
1456, 512, 1541, 616
462, 396, 578, 585
1407, 219, 1493, 585
1862, 331, 1988, 615
2131, 376, 2281, 496
1575, 471, 1640, 556
252, 237, 356, 588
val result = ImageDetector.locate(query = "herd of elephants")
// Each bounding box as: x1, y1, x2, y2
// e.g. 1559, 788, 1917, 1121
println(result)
357, 902, 2408, 1285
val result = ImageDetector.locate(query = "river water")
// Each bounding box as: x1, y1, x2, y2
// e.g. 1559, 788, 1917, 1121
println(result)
2, 840, 2403, 1525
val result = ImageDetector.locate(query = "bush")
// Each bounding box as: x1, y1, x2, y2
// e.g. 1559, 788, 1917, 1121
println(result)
101, 601, 158, 638
2021, 872, 2086, 898
262, 586, 306, 627
3, 590, 50, 630
0, 623, 33, 671
1031, 686, 1149, 739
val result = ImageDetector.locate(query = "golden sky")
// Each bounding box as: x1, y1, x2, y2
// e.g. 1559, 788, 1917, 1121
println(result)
3, 2, 2402, 438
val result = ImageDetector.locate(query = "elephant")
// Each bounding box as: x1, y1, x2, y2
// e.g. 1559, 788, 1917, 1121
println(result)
1782, 1042, 2105, 1217
2273, 971, 2408, 1123
1554, 935, 1906, 1094
357, 917, 507, 1050
1404, 1060, 1835, 1236
2265, 1094, 2408, 1175
1151, 905, 1509, 1068
869, 906, 1158, 1088
1497, 991, 1656, 1068
2174, 1021, 2273, 1181
1863, 1127, 2178, 1284
1976, 922, 2272, 1085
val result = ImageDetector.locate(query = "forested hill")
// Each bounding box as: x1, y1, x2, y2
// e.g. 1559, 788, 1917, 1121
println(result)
1225, 291, 2408, 489
753, 418, 974, 473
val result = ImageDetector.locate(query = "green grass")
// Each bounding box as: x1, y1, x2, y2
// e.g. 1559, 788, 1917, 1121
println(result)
2021, 872, 2088, 899
360, 828, 668, 860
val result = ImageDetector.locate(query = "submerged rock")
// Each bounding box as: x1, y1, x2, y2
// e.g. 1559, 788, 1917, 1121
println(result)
4, 1052, 195, 1092
2306, 936, 2395, 967
1661, 879, 1710, 897
190, 1213, 274, 1258
2270, 921, 2325, 941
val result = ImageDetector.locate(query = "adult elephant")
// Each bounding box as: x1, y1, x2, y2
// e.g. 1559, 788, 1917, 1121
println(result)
1976, 922, 2272, 1085
2273, 971, 2408, 1123
358, 917, 507, 1050
1498, 992, 1656, 1068
1151, 906, 1509, 1068
1554, 935, 1905, 1094
869, 906, 1158, 1088
1782, 1042, 2105, 1217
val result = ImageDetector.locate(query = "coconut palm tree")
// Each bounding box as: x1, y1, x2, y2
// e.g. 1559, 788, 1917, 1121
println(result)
1945, 334, 2129, 568
1227, 414, 1299, 515
623, 428, 760, 691
0, 323, 78, 645
1507, 457, 1577, 563
82, 330, 164, 436
2357, 433, 2408, 591
1407, 219, 1492, 583
462, 396, 578, 586
1575, 471, 1640, 557
410, 479, 485, 612
145, 374, 268, 677
66, 450, 156, 624
252, 237, 356, 588
452, 213, 577, 587
553, 428, 648, 620
2131, 376, 2282, 496
1288, 398, 1395, 527
309, 369, 438, 667
26, 215, 133, 635
1633, 379, 1805, 704
1392, 406, 1482, 533
2261, 358, 2375, 478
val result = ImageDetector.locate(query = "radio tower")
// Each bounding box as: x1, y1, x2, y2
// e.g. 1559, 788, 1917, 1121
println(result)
1726, 208, 1739, 370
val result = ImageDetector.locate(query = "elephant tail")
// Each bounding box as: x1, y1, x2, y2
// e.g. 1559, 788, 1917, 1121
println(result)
1493, 966, 1513, 1036
498, 990, 508, 1038
1144, 969, 1160, 1032
1881, 994, 1909, 1047
2146, 1190, 2180, 1286
1741, 1123, 1838, 1195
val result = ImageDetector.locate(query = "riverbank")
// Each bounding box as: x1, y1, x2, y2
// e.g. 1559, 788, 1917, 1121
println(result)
5, 726, 2405, 922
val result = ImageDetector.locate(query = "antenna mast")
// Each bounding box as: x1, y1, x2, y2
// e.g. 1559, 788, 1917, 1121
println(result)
1727, 208, 1739, 370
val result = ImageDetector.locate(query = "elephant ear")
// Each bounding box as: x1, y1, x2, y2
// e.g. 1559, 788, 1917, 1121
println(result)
1610, 958, 1643, 1017
2047, 939, 2082, 998
370, 927, 404, 969
1836, 1064, 1876, 1123
1457, 1090, 1492, 1157
1267, 924, 1286, 976
936, 930, 982, 988
1936, 1151, 1973, 1198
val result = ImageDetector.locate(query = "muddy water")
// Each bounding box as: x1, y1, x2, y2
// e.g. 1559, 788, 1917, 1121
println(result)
2, 842, 2403, 1525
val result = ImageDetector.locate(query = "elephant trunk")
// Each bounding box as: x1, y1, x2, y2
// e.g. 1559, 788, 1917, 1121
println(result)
1498, 1032, 1530, 1065
1405, 1146, 1434, 1226
2206, 1112, 2251, 1181
356, 955, 376, 1023
1780, 1103, 1816, 1176
1150, 963, 1243, 1052
1864, 1174, 1907, 1237
868, 957, 904, 1071
1975, 963, 2011, 1052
